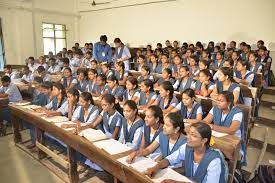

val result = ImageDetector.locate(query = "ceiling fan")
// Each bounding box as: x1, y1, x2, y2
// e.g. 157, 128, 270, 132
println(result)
80, 0, 119, 6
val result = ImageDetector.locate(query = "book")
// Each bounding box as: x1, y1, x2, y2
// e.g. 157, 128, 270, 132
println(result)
41, 116, 69, 123
152, 168, 192, 183
79, 128, 108, 142
93, 139, 132, 155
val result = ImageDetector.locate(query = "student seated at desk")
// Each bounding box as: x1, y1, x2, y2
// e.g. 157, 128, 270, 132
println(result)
81, 94, 123, 139
153, 81, 178, 114
234, 59, 254, 87
35, 83, 67, 117
211, 50, 225, 70
149, 54, 162, 74
47, 58, 61, 74
171, 88, 203, 123
248, 52, 262, 74
4, 65, 19, 80
90, 60, 102, 75
36, 56, 49, 71
114, 61, 128, 85
31, 78, 52, 106
136, 55, 148, 71
27, 56, 37, 73
60, 58, 70, 73
155, 68, 175, 88
119, 100, 144, 150
203, 91, 246, 165
211, 67, 243, 104
191, 69, 214, 97
75, 69, 89, 93
106, 75, 125, 102
61, 67, 77, 90
36, 66, 52, 82
85, 68, 97, 94
173, 66, 194, 93
188, 55, 200, 78
145, 122, 227, 183
128, 111, 187, 169
137, 65, 154, 84
92, 74, 109, 97
21, 66, 34, 84
101, 62, 114, 78
138, 79, 158, 109
172, 55, 184, 78
123, 76, 140, 104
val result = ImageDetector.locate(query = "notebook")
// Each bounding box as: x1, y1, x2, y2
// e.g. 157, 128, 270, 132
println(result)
93, 139, 131, 155
79, 128, 108, 142
41, 116, 69, 123
152, 168, 192, 183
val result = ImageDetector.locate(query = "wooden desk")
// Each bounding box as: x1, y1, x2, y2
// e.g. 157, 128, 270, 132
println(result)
9, 105, 153, 183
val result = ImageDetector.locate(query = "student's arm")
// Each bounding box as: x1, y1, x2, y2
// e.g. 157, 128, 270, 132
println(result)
0, 93, 8, 98
210, 85, 219, 100
45, 110, 62, 117
112, 126, 120, 140
211, 120, 241, 135
202, 109, 214, 124
144, 159, 170, 178
201, 82, 213, 97
232, 88, 240, 104
87, 115, 103, 129
127, 127, 143, 150
118, 77, 127, 86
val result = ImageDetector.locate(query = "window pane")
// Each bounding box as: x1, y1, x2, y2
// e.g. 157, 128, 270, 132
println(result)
55, 30, 66, 38
55, 39, 66, 54
43, 28, 54, 37
43, 23, 53, 29
43, 38, 55, 55
55, 24, 65, 30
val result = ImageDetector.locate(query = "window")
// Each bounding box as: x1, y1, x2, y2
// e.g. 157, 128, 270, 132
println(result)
42, 23, 67, 55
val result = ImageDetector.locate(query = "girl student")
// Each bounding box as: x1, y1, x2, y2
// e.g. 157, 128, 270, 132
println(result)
114, 61, 128, 85
173, 66, 194, 93
85, 68, 98, 94
137, 65, 154, 84
191, 69, 215, 97
122, 76, 140, 104
138, 79, 158, 109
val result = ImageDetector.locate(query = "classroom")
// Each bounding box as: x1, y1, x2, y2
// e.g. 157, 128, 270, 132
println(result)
0, 0, 275, 182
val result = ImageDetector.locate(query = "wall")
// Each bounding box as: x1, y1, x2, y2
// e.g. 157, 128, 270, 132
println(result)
78, 0, 275, 50
0, 0, 79, 66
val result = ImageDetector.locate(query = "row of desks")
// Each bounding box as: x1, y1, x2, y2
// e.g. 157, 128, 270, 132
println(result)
9, 104, 240, 183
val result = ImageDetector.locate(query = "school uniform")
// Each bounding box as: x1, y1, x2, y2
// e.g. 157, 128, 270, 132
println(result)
82, 58, 93, 68
258, 56, 272, 88
85, 80, 97, 94
35, 63, 49, 71
173, 77, 194, 92
149, 63, 162, 74
75, 80, 89, 93
157, 78, 176, 86
157, 95, 178, 110
47, 64, 61, 74
123, 89, 140, 101
45, 96, 67, 115
72, 104, 99, 125
42, 74, 52, 82
105, 70, 114, 78
21, 73, 34, 83
0, 83, 22, 102
175, 102, 203, 119
166, 144, 226, 183
215, 81, 243, 104
5, 71, 20, 80
61, 77, 78, 89
118, 118, 144, 150
210, 106, 246, 165
115, 45, 131, 71
114, 70, 128, 81
139, 91, 158, 106
143, 125, 163, 159
191, 81, 215, 96
100, 110, 123, 138
189, 66, 200, 77
93, 84, 109, 96
137, 75, 154, 84
155, 132, 187, 168
249, 62, 262, 74
211, 60, 225, 70
28, 63, 38, 73
234, 71, 254, 105
106, 86, 125, 101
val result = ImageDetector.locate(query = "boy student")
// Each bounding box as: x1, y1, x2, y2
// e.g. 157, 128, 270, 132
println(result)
4, 65, 19, 80
36, 66, 52, 82
47, 58, 61, 74
27, 56, 37, 73
21, 66, 34, 84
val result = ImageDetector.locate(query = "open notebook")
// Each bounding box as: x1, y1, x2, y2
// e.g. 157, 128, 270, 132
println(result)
41, 116, 69, 123
152, 168, 192, 183
118, 156, 157, 174
54, 122, 76, 131
21, 105, 41, 110
93, 139, 131, 155
79, 128, 108, 142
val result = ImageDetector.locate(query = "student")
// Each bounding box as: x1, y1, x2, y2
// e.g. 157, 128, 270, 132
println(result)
139, 79, 158, 109
61, 58, 70, 73
183, 48, 194, 65
70, 49, 84, 73
93, 74, 109, 97
257, 46, 272, 88
21, 66, 34, 84
27, 56, 37, 73
160, 54, 175, 73
35, 83, 67, 116
36, 66, 52, 82
231, 50, 240, 69
63, 92, 99, 130
211, 50, 225, 70
173, 66, 194, 92
114, 61, 128, 85
0, 76, 23, 102
145, 122, 227, 183
101, 62, 114, 78
106, 75, 125, 101
201, 49, 212, 65
234, 59, 254, 87
212, 67, 242, 104
119, 100, 144, 150
188, 55, 200, 78
191, 69, 214, 97
55, 53, 63, 67
137, 65, 154, 84
61, 67, 77, 90
4, 65, 19, 80
90, 60, 102, 75
136, 55, 147, 71
114, 38, 131, 71
128, 112, 187, 168
31, 77, 50, 106
203, 91, 246, 164
86, 68, 98, 94
132, 49, 142, 70
47, 58, 61, 74
172, 55, 184, 77
153, 81, 178, 114
127, 105, 163, 160
155, 68, 175, 87
75, 69, 89, 92
82, 94, 123, 139
80, 51, 93, 68
36, 56, 49, 71
123, 76, 140, 104
248, 52, 262, 74
149, 54, 162, 74
171, 88, 203, 123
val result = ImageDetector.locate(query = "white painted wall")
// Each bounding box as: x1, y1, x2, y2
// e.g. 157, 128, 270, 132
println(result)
78, 0, 275, 51
0, 0, 79, 65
